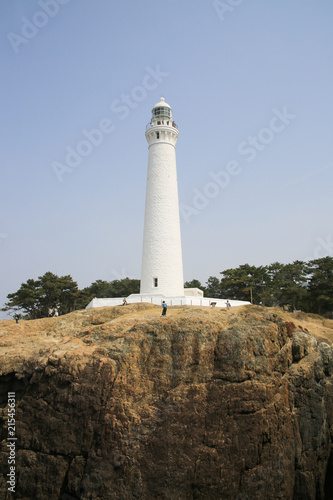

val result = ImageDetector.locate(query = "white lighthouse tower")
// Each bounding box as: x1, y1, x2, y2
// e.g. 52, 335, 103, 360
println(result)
140, 97, 184, 296
85, 98, 252, 310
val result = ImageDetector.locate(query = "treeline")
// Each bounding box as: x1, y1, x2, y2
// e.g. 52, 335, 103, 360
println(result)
1, 272, 140, 319
186, 257, 333, 316
2, 257, 333, 319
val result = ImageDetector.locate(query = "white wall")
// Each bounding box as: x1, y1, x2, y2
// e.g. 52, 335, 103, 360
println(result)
140, 123, 184, 296
86, 295, 251, 309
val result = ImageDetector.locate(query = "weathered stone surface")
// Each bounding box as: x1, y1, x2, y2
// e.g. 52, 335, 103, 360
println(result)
0, 304, 333, 499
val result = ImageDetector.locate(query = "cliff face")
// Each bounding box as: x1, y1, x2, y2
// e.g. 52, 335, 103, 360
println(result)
1, 304, 333, 500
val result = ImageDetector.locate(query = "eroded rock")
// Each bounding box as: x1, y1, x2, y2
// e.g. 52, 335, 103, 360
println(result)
0, 305, 332, 499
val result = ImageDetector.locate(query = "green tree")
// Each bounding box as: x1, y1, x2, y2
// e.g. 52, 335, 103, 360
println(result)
2, 278, 42, 319
110, 278, 140, 297
220, 264, 268, 304
82, 278, 140, 305
2, 272, 79, 319
38, 272, 79, 315
84, 280, 114, 299
263, 262, 287, 306
184, 279, 205, 293
308, 257, 333, 315
272, 261, 308, 311
75, 288, 95, 311
205, 276, 223, 298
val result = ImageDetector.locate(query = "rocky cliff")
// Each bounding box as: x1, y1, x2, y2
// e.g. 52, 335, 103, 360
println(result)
1, 304, 333, 500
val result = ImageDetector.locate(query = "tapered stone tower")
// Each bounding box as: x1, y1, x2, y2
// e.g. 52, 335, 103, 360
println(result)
140, 97, 184, 296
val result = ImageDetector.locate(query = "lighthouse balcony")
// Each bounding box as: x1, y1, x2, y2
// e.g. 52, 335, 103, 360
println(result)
146, 120, 178, 131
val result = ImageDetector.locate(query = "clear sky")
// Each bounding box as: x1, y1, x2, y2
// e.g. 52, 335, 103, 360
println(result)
1, 0, 332, 318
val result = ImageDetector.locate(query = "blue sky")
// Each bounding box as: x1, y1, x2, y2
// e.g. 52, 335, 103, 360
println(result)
1, 0, 332, 318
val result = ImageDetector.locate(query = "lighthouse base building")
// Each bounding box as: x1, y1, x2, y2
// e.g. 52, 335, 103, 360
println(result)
86, 98, 250, 311
86, 294, 249, 310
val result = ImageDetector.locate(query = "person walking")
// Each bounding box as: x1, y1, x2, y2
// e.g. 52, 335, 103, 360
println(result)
161, 300, 167, 316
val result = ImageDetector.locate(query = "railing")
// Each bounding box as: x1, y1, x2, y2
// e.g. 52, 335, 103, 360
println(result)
146, 121, 178, 131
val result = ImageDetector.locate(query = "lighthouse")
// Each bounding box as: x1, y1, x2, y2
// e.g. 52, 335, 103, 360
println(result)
85, 98, 252, 310
140, 97, 184, 296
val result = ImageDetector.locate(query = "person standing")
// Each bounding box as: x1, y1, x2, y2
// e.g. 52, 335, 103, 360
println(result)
161, 300, 167, 316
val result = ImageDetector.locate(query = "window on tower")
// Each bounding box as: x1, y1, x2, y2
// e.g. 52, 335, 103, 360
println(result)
154, 278, 158, 287
156, 132, 160, 139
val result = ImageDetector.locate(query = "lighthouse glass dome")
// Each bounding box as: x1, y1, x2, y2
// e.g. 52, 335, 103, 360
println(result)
151, 97, 172, 120
152, 106, 171, 119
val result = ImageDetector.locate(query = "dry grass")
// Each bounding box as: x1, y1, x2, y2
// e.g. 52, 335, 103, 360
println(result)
249, 306, 333, 344
1, 303, 333, 347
